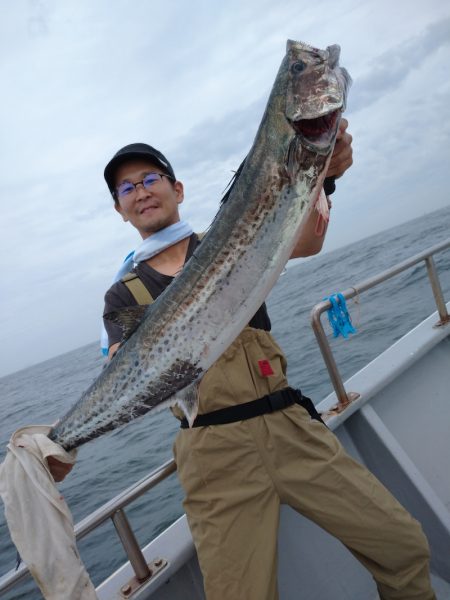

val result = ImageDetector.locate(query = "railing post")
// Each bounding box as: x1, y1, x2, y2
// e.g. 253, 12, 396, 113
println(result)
311, 303, 356, 409
425, 256, 450, 324
111, 508, 151, 582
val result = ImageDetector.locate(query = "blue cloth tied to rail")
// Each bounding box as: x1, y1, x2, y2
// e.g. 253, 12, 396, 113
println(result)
324, 293, 357, 339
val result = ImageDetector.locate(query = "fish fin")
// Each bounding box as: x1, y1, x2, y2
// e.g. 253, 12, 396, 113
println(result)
220, 156, 247, 205
174, 383, 199, 427
103, 306, 148, 342
314, 189, 330, 236
326, 45, 341, 69
315, 188, 330, 220
286, 135, 302, 180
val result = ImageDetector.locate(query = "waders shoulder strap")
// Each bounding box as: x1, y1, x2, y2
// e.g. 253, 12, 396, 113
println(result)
122, 272, 154, 305
122, 233, 204, 305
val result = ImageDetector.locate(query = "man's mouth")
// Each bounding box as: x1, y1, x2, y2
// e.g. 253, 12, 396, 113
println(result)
139, 204, 159, 215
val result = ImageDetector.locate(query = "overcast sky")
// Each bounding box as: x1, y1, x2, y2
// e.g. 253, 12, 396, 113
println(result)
1, 0, 449, 377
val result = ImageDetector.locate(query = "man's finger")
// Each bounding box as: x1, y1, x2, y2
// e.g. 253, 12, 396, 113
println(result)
336, 117, 348, 140
332, 132, 353, 158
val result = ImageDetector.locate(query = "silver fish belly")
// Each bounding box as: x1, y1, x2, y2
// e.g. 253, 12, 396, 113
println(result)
49, 40, 351, 451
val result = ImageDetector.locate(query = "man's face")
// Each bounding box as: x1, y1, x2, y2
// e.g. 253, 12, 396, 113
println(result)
113, 159, 184, 239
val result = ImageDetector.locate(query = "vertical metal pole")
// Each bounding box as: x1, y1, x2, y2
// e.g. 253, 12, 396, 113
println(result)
311, 307, 351, 408
425, 256, 450, 323
111, 509, 151, 582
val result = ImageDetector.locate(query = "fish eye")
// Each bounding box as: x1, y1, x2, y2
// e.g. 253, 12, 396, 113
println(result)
291, 61, 306, 73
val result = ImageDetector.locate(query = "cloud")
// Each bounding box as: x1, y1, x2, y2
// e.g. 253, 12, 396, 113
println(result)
169, 97, 266, 172
27, 0, 50, 37
348, 17, 450, 113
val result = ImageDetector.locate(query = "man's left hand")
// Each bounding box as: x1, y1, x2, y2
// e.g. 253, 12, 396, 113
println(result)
327, 118, 353, 179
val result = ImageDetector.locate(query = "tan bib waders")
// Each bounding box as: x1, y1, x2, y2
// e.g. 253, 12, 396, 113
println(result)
123, 275, 435, 600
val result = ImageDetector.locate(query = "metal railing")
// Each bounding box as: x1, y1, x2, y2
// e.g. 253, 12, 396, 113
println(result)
0, 459, 177, 595
1, 238, 449, 596
311, 238, 450, 411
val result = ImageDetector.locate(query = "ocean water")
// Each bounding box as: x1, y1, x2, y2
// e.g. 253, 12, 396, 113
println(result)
0, 206, 449, 599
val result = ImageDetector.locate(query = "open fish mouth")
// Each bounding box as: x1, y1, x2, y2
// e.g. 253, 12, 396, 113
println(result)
291, 109, 340, 150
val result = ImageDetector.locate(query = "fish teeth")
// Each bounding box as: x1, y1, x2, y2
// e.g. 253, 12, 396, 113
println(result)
288, 38, 320, 54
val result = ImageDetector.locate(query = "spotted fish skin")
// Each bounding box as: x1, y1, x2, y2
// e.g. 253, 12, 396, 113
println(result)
49, 40, 351, 451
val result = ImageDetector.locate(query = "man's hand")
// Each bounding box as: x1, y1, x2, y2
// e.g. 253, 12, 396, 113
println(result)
46, 456, 74, 482
327, 118, 353, 179
290, 118, 353, 259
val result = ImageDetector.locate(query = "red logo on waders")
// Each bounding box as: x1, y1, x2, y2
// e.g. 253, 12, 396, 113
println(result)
258, 359, 274, 377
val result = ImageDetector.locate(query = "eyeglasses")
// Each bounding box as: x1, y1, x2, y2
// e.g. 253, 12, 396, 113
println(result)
115, 172, 174, 199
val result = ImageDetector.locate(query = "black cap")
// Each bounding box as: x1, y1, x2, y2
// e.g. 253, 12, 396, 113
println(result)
104, 143, 176, 196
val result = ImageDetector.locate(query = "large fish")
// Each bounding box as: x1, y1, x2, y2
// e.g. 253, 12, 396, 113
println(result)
49, 40, 351, 451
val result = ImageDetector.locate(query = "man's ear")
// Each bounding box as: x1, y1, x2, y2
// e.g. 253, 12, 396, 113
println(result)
174, 180, 184, 205
114, 202, 128, 222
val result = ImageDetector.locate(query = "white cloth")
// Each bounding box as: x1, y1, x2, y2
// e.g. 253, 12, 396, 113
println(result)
0, 426, 97, 599
100, 220, 193, 355
132, 220, 193, 263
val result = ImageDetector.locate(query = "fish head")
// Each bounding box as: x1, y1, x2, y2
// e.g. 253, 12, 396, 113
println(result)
285, 40, 352, 154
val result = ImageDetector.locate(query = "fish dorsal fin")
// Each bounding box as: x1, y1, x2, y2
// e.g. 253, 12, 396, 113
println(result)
103, 306, 148, 342
220, 157, 247, 205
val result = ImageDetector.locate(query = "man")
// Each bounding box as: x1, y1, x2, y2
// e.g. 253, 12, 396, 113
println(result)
97, 120, 434, 599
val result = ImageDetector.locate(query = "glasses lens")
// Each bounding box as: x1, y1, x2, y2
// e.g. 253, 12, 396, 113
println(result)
116, 182, 135, 198
142, 173, 161, 190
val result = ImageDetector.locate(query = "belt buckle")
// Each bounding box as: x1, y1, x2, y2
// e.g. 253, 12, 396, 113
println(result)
268, 388, 295, 413
266, 392, 280, 413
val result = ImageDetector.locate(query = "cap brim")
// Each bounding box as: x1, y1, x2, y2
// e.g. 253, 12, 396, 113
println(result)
104, 152, 174, 194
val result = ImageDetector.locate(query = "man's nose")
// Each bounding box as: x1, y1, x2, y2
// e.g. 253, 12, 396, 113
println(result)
135, 181, 151, 200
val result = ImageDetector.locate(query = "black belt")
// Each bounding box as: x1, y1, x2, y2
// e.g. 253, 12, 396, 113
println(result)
179, 387, 325, 428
